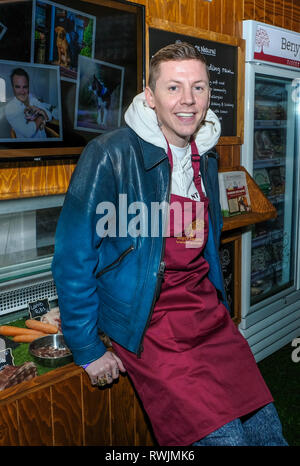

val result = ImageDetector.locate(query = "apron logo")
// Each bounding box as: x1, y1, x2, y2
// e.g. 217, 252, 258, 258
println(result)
176, 218, 205, 248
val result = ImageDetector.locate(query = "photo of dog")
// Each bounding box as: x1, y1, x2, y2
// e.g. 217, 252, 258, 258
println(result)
33, 0, 96, 82
75, 55, 124, 133
89, 74, 111, 127
54, 26, 70, 67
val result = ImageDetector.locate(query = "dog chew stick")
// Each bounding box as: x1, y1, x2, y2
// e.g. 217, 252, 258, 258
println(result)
25, 319, 58, 334
0, 326, 47, 337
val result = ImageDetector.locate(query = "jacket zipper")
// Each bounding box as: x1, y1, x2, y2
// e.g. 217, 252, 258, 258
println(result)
96, 245, 134, 279
137, 162, 171, 357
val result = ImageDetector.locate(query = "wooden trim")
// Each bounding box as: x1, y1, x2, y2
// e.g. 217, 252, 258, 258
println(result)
83, 0, 140, 13
145, 16, 245, 145
0, 147, 83, 160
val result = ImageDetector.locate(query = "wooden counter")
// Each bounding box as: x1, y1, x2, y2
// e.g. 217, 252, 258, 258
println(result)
0, 363, 156, 446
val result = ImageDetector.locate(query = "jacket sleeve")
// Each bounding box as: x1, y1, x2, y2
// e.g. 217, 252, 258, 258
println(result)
52, 138, 116, 365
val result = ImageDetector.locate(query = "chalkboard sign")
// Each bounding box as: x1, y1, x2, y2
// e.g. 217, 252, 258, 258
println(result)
28, 298, 50, 319
149, 27, 237, 137
220, 240, 235, 318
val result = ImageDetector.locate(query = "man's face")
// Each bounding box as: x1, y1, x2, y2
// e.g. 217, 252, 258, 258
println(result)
12, 75, 29, 104
145, 60, 210, 147
145, 59, 210, 148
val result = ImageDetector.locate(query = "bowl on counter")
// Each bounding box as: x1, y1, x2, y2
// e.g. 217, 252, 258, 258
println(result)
29, 334, 73, 368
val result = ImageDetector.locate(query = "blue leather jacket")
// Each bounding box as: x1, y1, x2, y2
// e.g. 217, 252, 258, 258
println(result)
52, 126, 227, 365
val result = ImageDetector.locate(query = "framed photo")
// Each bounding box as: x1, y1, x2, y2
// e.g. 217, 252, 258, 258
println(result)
75, 55, 124, 133
32, 0, 96, 82
0, 0, 145, 159
0, 60, 62, 143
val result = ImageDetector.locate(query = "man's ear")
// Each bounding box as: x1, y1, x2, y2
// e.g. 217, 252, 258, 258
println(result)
145, 86, 155, 109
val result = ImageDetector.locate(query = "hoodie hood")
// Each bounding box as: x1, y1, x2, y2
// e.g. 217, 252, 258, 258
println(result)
124, 91, 221, 156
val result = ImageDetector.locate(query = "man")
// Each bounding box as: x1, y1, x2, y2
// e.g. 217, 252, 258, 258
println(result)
52, 43, 287, 446
5, 68, 51, 139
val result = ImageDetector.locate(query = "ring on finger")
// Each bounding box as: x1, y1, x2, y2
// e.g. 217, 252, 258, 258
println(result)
97, 376, 107, 387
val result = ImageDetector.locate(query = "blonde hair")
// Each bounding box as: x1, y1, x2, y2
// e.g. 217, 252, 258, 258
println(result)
148, 42, 209, 91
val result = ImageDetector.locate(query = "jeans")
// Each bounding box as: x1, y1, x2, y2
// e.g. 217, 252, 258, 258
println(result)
192, 403, 289, 446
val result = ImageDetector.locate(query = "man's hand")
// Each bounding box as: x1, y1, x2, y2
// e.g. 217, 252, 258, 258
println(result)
84, 351, 126, 387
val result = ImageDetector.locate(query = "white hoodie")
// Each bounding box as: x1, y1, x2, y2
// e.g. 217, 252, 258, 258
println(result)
125, 91, 221, 200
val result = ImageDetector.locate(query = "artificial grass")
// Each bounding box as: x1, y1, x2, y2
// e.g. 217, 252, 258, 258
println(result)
258, 342, 300, 446
4, 318, 60, 376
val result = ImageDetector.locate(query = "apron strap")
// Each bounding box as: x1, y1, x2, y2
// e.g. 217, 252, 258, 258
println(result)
190, 140, 205, 196
165, 138, 205, 197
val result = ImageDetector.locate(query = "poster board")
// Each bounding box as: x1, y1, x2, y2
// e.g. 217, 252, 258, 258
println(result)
0, 0, 145, 159
146, 18, 245, 145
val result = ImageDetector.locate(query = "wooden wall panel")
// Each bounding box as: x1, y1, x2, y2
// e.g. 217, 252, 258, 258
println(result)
274, 0, 285, 27
292, 0, 300, 32
208, 0, 223, 33
0, 402, 19, 446
235, 0, 244, 41
255, 0, 266, 22
195, 0, 209, 30
19, 162, 46, 195
222, 0, 236, 36
82, 372, 111, 446
147, 0, 180, 22
147, 0, 165, 20
218, 145, 234, 169
0, 163, 20, 196
111, 374, 135, 445
180, 0, 195, 26
18, 389, 52, 445
283, 0, 293, 30
243, 0, 255, 21
265, 0, 275, 25
52, 375, 83, 445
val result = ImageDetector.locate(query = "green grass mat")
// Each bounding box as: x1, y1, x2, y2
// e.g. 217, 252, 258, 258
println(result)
3, 318, 58, 376
258, 343, 300, 447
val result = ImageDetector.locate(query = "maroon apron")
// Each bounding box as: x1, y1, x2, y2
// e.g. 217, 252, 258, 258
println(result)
112, 141, 273, 446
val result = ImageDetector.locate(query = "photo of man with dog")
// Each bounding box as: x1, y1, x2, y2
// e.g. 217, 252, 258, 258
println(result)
33, 0, 95, 82
74, 55, 124, 133
0, 60, 62, 142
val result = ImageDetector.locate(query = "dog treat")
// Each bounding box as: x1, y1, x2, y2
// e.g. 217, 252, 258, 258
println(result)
41, 307, 62, 333
13, 333, 47, 343
0, 325, 46, 337
25, 319, 58, 334
31, 344, 71, 359
0, 362, 38, 391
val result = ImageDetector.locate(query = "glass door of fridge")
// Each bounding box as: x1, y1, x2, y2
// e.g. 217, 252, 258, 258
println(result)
250, 73, 298, 305
0, 195, 64, 283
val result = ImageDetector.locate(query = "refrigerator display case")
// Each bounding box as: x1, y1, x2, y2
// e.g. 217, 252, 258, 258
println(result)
241, 21, 300, 361
0, 195, 64, 320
